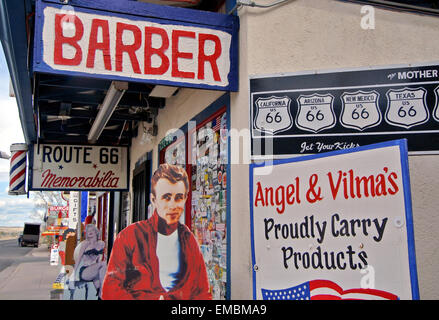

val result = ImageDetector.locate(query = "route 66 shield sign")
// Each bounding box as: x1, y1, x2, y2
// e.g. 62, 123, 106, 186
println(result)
340, 90, 381, 131
296, 94, 336, 133
385, 88, 429, 129
433, 86, 439, 122
253, 96, 293, 134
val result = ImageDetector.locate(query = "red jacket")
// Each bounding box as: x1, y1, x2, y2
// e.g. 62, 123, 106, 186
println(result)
101, 213, 212, 300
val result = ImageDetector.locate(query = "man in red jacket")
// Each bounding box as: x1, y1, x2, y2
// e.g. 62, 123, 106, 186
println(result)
101, 164, 211, 300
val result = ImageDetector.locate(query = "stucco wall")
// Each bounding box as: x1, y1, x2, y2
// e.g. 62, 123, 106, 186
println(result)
230, 0, 439, 299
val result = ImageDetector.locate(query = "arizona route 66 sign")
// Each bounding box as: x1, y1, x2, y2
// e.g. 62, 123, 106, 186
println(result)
253, 96, 293, 134
340, 91, 381, 131
385, 88, 429, 129
296, 94, 336, 133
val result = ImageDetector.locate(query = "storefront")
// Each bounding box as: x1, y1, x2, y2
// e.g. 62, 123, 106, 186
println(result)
156, 94, 230, 299
3, 0, 439, 300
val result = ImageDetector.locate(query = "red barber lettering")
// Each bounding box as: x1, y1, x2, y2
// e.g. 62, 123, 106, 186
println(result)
48, 10, 229, 84
87, 18, 112, 70
116, 22, 142, 74
172, 30, 196, 79
144, 26, 170, 75
54, 14, 84, 66
198, 33, 222, 82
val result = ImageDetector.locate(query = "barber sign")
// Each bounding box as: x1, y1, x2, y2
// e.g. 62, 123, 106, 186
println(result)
31, 144, 128, 191
33, 0, 238, 91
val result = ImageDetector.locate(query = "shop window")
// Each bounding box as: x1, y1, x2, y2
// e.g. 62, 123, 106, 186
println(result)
97, 192, 109, 260
119, 192, 130, 232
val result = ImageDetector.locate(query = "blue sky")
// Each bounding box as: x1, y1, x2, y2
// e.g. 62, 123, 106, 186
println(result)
0, 43, 38, 227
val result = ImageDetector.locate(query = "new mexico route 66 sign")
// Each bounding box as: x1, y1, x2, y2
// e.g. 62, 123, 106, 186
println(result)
253, 96, 293, 134
340, 91, 381, 131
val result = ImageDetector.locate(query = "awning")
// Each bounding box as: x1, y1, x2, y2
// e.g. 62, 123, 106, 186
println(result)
42, 231, 59, 236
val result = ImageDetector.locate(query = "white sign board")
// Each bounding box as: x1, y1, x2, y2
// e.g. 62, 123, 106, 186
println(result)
33, 1, 238, 91
31, 144, 128, 191
250, 140, 419, 300
50, 245, 59, 266
68, 191, 80, 230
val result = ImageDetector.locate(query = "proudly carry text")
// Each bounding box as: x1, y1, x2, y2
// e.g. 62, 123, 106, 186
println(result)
253, 166, 401, 271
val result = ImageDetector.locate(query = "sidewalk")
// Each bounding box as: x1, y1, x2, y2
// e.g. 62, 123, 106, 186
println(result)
0, 246, 62, 300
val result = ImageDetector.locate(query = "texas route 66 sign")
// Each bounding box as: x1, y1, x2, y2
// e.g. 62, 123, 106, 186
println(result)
385, 87, 429, 129
253, 96, 293, 134
296, 94, 336, 133
340, 91, 382, 131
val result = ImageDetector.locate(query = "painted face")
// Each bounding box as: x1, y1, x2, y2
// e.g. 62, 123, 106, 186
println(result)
152, 178, 187, 225
86, 227, 97, 241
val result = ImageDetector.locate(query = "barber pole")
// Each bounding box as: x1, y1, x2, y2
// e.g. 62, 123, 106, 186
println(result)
8, 143, 28, 195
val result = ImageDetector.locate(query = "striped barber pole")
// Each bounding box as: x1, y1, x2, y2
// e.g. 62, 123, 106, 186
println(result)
8, 143, 28, 195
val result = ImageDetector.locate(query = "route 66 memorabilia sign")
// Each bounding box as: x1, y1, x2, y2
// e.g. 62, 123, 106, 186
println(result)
340, 91, 381, 131
253, 96, 293, 134
296, 94, 336, 133
385, 88, 429, 129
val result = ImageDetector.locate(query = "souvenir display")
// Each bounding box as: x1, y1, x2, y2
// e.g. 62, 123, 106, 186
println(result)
191, 112, 228, 300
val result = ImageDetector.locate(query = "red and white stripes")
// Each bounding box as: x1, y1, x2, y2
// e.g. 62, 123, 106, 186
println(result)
9, 143, 28, 195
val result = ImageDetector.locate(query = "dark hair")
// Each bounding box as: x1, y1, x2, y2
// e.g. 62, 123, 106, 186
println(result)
151, 164, 189, 197
62, 228, 76, 239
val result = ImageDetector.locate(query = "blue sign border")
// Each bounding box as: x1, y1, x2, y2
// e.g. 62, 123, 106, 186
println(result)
33, 0, 239, 92
249, 139, 420, 300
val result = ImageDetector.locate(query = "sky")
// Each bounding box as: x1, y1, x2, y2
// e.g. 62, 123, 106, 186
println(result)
0, 43, 40, 227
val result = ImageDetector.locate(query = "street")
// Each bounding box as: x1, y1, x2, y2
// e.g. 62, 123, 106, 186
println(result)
0, 239, 43, 272
0, 239, 61, 300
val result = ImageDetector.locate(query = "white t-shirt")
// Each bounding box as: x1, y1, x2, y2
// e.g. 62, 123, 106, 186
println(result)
156, 229, 182, 291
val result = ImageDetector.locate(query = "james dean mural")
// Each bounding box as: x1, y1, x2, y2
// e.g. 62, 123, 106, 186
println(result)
101, 164, 211, 300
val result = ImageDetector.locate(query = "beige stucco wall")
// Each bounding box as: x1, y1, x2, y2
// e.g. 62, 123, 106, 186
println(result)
230, 0, 439, 299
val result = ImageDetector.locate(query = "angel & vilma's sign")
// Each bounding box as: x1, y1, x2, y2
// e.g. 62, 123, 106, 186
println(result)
250, 140, 419, 300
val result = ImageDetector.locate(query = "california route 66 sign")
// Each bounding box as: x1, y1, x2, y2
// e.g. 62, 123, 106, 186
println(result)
385, 87, 429, 129
296, 94, 336, 133
340, 91, 381, 131
253, 96, 293, 134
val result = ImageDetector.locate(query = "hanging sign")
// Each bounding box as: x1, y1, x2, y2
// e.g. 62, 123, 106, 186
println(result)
249, 139, 419, 300
50, 244, 60, 266
250, 62, 439, 158
30, 143, 129, 191
68, 191, 80, 230
33, 0, 238, 91
48, 205, 69, 218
